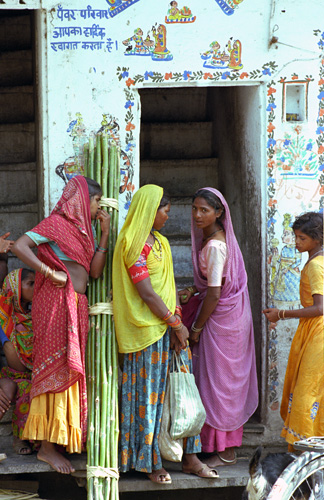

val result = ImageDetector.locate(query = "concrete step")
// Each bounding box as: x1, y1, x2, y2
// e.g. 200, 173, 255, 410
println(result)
140, 87, 208, 123
0, 163, 37, 205
168, 236, 193, 279
140, 122, 213, 159
0, 86, 34, 124
0, 13, 32, 51
0, 50, 33, 86
141, 158, 219, 197
0, 123, 35, 163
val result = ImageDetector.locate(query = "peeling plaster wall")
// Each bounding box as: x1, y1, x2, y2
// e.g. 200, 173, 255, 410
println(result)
1, 0, 323, 446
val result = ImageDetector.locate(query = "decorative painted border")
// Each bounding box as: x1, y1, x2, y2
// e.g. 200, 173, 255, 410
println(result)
116, 61, 278, 211
314, 29, 324, 210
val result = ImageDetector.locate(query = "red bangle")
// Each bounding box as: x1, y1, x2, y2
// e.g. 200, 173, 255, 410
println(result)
168, 316, 181, 329
175, 306, 183, 319
163, 310, 173, 322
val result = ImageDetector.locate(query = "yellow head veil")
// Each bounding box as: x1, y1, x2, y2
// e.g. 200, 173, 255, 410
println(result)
112, 185, 176, 353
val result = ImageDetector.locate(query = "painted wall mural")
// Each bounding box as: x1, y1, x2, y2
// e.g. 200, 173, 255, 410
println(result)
122, 24, 173, 61
55, 114, 134, 209
214, 0, 246, 16
314, 29, 324, 211
165, 2, 196, 23
201, 38, 243, 71
105, 0, 141, 18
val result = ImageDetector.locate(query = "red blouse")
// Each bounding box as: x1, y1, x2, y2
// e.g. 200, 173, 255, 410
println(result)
128, 243, 152, 284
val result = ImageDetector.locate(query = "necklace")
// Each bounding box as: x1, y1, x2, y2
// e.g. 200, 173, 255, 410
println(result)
150, 230, 163, 261
202, 228, 223, 242
306, 248, 324, 264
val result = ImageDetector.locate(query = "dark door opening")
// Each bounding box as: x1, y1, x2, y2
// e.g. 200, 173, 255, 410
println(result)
139, 85, 264, 422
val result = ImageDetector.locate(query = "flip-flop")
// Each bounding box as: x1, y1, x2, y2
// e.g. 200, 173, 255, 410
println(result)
217, 452, 237, 466
147, 469, 172, 484
182, 464, 219, 478
0, 454, 6, 462
13, 438, 32, 456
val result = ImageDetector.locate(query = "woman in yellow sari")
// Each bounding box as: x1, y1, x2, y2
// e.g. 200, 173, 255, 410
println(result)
113, 185, 217, 484
263, 212, 323, 449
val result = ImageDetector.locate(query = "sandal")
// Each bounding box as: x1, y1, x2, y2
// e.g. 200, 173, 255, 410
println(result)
147, 468, 172, 484
0, 454, 6, 462
217, 451, 237, 466
13, 437, 32, 456
182, 464, 219, 478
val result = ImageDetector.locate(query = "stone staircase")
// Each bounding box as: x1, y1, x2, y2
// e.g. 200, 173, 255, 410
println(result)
0, 10, 38, 272
139, 88, 219, 288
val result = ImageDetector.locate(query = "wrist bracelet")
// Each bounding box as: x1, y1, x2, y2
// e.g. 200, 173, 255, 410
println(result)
191, 322, 203, 333
172, 321, 183, 331
168, 316, 181, 329
175, 305, 183, 319
278, 310, 281, 320
282, 310, 286, 319
163, 310, 173, 322
97, 246, 108, 253
187, 286, 195, 294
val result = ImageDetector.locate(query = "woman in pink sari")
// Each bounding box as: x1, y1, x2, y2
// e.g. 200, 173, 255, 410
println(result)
179, 188, 258, 467
12, 176, 110, 474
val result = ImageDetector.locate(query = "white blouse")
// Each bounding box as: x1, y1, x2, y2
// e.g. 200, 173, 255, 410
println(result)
199, 239, 227, 286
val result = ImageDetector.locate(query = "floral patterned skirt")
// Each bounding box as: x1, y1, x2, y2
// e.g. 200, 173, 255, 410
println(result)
119, 330, 201, 473
0, 366, 31, 439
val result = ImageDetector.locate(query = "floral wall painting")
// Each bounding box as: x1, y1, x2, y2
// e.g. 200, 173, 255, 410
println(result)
275, 128, 318, 180
201, 38, 243, 71
214, 0, 246, 16
122, 24, 173, 61
269, 214, 301, 310
105, 0, 141, 18
165, 2, 196, 23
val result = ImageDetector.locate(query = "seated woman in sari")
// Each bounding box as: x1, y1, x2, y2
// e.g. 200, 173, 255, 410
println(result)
12, 176, 110, 474
113, 184, 217, 485
179, 188, 258, 467
0, 268, 35, 455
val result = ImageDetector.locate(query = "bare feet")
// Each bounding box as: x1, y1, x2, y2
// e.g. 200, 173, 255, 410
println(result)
182, 453, 218, 478
203, 448, 237, 468
37, 441, 75, 474
13, 436, 32, 455
147, 467, 172, 484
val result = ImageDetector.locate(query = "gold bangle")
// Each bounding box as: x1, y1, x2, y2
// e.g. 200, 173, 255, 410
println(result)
191, 322, 203, 333
282, 310, 286, 319
40, 263, 45, 275
278, 310, 281, 320
172, 322, 183, 331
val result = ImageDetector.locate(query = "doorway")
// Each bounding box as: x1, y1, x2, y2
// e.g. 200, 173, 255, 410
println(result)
139, 85, 265, 421
0, 9, 40, 272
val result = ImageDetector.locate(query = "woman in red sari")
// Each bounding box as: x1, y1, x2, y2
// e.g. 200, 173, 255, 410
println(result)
12, 176, 110, 474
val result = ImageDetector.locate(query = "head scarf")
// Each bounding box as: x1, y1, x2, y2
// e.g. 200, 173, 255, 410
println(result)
192, 187, 247, 298
113, 185, 176, 353
31, 175, 94, 272
0, 269, 33, 370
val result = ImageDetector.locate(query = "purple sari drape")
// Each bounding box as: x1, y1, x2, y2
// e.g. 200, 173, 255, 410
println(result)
190, 188, 258, 432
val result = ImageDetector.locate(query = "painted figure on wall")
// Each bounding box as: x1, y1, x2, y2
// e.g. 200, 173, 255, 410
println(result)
152, 24, 173, 61
201, 38, 242, 71
165, 1, 196, 23
228, 39, 243, 70
214, 0, 246, 16
122, 28, 151, 56
122, 24, 172, 61
272, 214, 301, 309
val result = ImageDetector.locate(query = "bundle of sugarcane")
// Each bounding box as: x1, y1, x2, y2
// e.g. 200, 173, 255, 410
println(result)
84, 132, 120, 500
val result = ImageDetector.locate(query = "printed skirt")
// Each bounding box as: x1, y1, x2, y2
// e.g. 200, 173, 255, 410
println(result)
119, 330, 201, 473
0, 366, 31, 439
